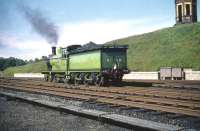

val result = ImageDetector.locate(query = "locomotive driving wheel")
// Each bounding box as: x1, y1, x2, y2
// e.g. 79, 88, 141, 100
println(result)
95, 75, 106, 87
52, 75, 58, 83
64, 75, 71, 84
83, 73, 90, 86
74, 73, 81, 86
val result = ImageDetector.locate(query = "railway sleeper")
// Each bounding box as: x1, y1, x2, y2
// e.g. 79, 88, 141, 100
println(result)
1, 85, 200, 117
0, 80, 200, 108
5, 79, 200, 98
1, 82, 200, 110
2, 81, 200, 101
124, 97, 200, 109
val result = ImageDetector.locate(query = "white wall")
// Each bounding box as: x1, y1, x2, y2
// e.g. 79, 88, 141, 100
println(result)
14, 71, 200, 80
14, 73, 44, 78
123, 72, 159, 80
123, 71, 200, 80
185, 71, 200, 80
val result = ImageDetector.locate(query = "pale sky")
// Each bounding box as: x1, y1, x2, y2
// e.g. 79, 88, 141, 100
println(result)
0, 0, 199, 60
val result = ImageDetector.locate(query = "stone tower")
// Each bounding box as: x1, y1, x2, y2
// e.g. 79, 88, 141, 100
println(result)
175, 0, 197, 24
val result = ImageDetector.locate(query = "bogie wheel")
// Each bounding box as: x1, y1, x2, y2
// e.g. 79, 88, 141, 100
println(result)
70, 73, 75, 84
79, 73, 85, 84
91, 73, 97, 85
74, 73, 80, 86
83, 73, 90, 86
52, 75, 57, 83
64, 75, 71, 84
95, 75, 105, 87
94, 75, 100, 86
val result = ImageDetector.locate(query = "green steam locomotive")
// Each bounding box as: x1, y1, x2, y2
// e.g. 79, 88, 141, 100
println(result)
42, 42, 129, 86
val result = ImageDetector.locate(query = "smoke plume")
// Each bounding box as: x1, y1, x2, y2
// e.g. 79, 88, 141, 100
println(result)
19, 5, 59, 45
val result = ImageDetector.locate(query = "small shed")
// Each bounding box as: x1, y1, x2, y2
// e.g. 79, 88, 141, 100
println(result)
160, 67, 172, 80
172, 68, 185, 80
159, 67, 185, 80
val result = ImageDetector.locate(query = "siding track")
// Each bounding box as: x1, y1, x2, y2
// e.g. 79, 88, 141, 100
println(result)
0, 78, 200, 117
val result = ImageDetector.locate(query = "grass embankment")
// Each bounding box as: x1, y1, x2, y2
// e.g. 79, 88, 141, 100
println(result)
107, 22, 200, 71
3, 61, 47, 77
3, 23, 200, 75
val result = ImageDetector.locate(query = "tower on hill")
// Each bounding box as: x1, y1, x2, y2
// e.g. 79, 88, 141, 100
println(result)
175, 0, 197, 24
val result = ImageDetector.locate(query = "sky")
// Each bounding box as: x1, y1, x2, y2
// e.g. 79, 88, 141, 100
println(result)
0, 0, 199, 60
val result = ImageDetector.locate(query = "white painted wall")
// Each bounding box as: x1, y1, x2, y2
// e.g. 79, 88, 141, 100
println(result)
123, 72, 159, 80
123, 70, 200, 80
185, 71, 200, 80
14, 71, 200, 80
14, 73, 44, 78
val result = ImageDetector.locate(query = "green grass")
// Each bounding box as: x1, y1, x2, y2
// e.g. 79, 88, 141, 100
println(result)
3, 61, 47, 77
107, 22, 200, 71
3, 23, 200, 74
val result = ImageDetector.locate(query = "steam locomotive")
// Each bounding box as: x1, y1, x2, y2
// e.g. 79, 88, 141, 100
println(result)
42, 42, 129, 86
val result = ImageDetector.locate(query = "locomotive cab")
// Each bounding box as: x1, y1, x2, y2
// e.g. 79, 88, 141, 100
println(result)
101, 46, 129, 82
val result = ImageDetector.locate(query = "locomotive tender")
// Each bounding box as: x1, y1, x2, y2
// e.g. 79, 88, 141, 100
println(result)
42, 42, 129, 86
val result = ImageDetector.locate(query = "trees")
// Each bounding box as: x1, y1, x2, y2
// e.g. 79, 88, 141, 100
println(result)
0, 56, 49, 71
0, 57, 26, 71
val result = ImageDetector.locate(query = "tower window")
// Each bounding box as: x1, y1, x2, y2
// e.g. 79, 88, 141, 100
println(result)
178, 5, 183, 22
186, 4, 191, 16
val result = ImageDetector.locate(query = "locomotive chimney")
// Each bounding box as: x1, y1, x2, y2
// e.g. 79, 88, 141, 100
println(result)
52, 46, 56, 55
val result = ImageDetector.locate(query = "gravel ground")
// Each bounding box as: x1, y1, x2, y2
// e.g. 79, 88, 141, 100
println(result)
0, 88, 200, 131
80, 102, 200, 129
0, 96, 132, 131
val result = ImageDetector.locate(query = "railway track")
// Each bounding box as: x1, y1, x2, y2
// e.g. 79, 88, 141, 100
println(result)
0, 78, 200, 117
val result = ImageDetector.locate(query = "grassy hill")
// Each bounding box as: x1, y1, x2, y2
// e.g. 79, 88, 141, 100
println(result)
3, 61, 47, 77
107, 22, 200, 71
2, 22, 200, 75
